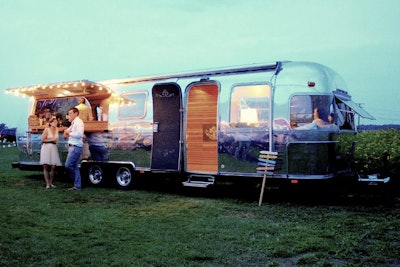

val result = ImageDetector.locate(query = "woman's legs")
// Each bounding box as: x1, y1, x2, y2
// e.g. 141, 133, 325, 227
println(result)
43, 164, 50, 188
49, 165, 56, 187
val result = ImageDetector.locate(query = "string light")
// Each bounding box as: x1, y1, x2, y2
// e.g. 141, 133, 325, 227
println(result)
5, 80, 113, 98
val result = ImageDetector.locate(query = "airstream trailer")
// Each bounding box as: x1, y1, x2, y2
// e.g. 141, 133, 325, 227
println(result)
6, 61, 375, 189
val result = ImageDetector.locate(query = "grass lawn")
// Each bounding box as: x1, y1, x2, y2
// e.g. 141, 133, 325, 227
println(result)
1, 146, 400, 266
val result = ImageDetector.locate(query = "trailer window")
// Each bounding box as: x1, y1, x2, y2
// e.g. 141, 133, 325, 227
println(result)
118, 92, 148, 119
290, 95, 332, 128
35, 98, 78, 116
34, 98, 81, 126
230, 84, 270, 127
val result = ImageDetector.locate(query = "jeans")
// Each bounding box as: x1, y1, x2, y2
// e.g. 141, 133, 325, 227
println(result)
89, 145, 108, 161
65, 145, 83, 189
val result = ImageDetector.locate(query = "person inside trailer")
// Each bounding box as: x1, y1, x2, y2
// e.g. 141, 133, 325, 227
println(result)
328, 113, 336, 125
294, 107, 327, 130
56, 113, 63, 127
97, 101, 109, 121
56, 112, 69, 129
43, 107, 52, 122
75, 97, 93, 122
312, 107, 329, 127
295, 107, 338, 131
316, 109, 339, 131
37, 110, 46, 126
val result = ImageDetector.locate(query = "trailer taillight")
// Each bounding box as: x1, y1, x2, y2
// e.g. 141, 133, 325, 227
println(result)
308, 81, 316, 87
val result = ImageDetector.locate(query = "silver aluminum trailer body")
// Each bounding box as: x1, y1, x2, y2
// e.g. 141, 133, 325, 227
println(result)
7, 61, 374, 189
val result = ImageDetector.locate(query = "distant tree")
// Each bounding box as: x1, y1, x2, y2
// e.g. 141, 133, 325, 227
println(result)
358, 124, 400, 132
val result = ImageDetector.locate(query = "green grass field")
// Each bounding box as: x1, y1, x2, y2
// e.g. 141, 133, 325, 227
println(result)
1, 146, 400, 266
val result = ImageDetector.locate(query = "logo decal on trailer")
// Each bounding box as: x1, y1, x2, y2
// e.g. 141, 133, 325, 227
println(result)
156, 89, 175, 98
203, 124, 217, 141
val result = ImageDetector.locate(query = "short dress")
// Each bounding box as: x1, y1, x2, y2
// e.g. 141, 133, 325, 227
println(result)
40, 128, 62, 166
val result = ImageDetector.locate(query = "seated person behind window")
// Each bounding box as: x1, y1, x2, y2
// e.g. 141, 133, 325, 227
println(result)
325, 112, 339, 131
295, 108, 330, 130
75, 97, 93, 122
312, 108, 329, 126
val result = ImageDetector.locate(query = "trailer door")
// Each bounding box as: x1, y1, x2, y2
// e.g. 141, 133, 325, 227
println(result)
185, 81, 219, 173
151, 83, 182, 171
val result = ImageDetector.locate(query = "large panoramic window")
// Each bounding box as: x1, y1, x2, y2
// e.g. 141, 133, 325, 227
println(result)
118, 92, 148, 119
230, 84, 270, 128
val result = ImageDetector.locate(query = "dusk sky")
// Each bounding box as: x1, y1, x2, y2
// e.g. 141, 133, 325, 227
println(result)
1, 0, 399, 127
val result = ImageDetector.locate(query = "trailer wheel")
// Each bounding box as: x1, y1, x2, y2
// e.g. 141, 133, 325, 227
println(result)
115, 166, 133, 190
88, 165, 105, 187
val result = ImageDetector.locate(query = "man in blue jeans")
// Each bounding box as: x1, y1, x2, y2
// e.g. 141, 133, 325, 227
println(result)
86, 132, 108, 161
63, 107, 84, 190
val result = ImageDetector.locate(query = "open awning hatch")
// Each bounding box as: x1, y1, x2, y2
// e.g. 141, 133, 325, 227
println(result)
334, 90, 375, 120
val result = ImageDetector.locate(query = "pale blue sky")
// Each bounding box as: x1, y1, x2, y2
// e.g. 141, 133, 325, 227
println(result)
1, 0, 399, 127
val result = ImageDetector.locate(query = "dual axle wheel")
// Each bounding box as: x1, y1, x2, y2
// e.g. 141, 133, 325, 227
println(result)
85, 163, 134, 189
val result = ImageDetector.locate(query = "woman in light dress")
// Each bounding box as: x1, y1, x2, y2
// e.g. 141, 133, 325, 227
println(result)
40, 118, 62, 188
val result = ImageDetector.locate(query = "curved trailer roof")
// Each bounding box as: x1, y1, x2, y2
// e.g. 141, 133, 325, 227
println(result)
5, 61, 374, 120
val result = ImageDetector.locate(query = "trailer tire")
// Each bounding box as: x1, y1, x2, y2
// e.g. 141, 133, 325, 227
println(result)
87, 165, 105, 187
115, 166, 134, 190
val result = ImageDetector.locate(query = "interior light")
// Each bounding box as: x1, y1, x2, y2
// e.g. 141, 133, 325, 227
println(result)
240, 108, 258, 123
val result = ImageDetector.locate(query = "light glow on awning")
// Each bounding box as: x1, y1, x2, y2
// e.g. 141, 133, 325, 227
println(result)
5, 80, 112, 99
